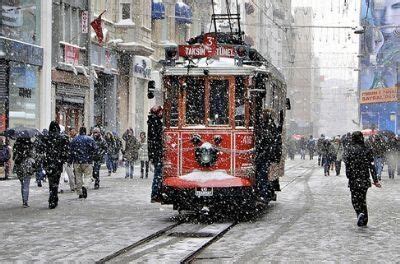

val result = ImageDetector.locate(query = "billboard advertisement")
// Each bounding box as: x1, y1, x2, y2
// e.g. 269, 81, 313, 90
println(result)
359, 0, 400, 134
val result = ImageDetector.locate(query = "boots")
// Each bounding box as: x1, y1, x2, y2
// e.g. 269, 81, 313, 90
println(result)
49, 186, 59, 209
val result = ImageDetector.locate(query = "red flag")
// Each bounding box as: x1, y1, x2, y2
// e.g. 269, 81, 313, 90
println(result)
90, 10, 106, 44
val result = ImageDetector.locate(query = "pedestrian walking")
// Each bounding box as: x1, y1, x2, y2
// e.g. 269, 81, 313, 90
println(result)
287, 137, 296, 160
92, 127, 107, 189
307, 135, 316, 160
343, 131, 381, 227
148, 106, 164, 202
122, 128, 140, 179
105, 132, 120, 176
299, 137, 307, 160
36, 121, 70, 209
321, 139, 335, 176
0, 136, 11, 180
13, 137, 36, 207
371, 134, 386, 181
317, 134, 325, 166
332, 137, 344, 176
63, 128, 78, 192
113, 132, 123, 171
69, 127, 97, 199
386, 134, 398, 179
34, 129, 47, 187
138, 131, 149, 179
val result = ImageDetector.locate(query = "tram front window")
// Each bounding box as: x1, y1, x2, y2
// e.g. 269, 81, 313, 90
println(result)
186, 78, 205, 125
209, 80, 229, 125
235, 77, 246, 127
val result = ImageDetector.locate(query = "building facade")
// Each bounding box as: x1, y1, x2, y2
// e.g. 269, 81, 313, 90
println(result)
0, 0, 52, 131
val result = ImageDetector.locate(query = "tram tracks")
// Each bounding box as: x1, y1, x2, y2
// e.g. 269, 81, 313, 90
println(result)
96, 220, 236, 264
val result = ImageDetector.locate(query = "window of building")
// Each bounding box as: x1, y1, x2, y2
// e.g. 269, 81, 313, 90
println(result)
121, 3, 131, 20
142, 0, 151, 28
0, 0, 41, 45
209, 80, 229, 125
185, 78, 205, 125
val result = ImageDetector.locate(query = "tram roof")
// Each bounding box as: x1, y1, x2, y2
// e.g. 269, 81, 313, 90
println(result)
163, 57, 286, 85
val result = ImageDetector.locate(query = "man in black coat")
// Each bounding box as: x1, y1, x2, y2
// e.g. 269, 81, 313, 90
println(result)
148, 106, 163, 202
343, 131, 381, 226
36, 121, 70, 209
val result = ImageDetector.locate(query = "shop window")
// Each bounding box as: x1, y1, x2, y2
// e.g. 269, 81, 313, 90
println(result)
185, 78, 205, 125
8, 62, 39, 128
235, 77, 246, 127
209, 80, 229, 125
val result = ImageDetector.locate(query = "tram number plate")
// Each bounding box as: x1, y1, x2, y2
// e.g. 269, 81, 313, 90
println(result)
195, 187, 213, 197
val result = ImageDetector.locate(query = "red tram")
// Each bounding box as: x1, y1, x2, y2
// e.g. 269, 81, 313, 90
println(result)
148, 32, 289, 214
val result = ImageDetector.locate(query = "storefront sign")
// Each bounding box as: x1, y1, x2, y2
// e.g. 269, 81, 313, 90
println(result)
64, 45, 79, 65
81, 11, 89, 33
360, 87, 399, 104
132, 56, 152, 79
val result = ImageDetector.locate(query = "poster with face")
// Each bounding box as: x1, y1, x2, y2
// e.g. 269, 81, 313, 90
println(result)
360, 0, 400, 90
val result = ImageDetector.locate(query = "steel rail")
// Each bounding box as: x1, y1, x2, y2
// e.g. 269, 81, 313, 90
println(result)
179, 222, 237, 264
95, 222, 182, 264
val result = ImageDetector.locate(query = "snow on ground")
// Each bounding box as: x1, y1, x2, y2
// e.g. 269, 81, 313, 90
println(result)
195, 158, 400, 263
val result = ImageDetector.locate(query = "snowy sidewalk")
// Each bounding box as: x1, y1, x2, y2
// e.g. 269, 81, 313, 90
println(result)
0, 167, 175, 262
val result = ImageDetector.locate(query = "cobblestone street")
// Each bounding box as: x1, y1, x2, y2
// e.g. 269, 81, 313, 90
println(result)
0, 159, 399, 262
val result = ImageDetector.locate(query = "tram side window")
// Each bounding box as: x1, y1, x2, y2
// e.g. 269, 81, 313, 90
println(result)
186, 78, 205, 125
169, 79, 179, 127
235, 77, 246, 127
209, 80, 229, 125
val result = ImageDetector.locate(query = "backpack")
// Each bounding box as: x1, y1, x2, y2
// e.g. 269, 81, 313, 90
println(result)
0, 146, 10, 163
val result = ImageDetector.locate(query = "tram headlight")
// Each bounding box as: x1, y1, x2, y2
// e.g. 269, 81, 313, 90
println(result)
195, 142, 218, 167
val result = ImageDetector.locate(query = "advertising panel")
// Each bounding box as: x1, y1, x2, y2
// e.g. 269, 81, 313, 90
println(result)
359, 0, 400, 133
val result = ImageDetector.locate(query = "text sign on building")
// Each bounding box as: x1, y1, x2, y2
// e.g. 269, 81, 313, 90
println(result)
81, 11, 89, 33
360, 87, 399, 104
132, 56, 152, 80
64, 45, 79, 65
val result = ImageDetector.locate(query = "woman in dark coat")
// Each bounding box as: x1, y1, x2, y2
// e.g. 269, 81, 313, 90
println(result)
254, 109, 282, 202
343, 131, 381, 226
148, 106, 164, 202
13, 137, 36, 207
122, 128, 140, 179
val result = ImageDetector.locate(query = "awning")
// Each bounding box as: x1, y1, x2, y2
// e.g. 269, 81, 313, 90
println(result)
152, 0, 165, 20
175, 2, 192, 24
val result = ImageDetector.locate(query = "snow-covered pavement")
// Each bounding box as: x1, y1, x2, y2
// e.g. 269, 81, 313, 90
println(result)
195, 159, 400, 263
0, 159, 399, 263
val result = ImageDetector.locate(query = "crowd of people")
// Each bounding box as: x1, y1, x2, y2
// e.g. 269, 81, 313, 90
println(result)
287, 132, 400, 179
288, 131, 399, 226
0, 106, 165, 208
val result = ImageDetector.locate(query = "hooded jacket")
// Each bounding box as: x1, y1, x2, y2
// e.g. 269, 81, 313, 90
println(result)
36, 121, 70, 174
343, 132, 378, 190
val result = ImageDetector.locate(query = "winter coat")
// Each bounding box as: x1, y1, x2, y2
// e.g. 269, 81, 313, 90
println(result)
332, 141, 343, 161
105, 136, 120, 160
316, 138, 325, 154
138, 139, 149, 161
321, 141, 335, 162
147, 114, 163, 164
35, 121, 70, 176
254, 117, 281, 164
69, 134, 98, 164
343, 141, 378, 190
371, 139, 386, 158
122, 133, 140, 162
13, 138, 36, 178
307, 139, 316, 152
93, 135, 107, 163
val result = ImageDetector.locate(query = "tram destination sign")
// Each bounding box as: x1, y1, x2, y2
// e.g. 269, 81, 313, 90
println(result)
178, 44, 236, 58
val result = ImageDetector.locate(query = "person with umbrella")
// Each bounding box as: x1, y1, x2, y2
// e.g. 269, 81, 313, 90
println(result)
35, 121, 70, 209
13, 137, 36, 207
